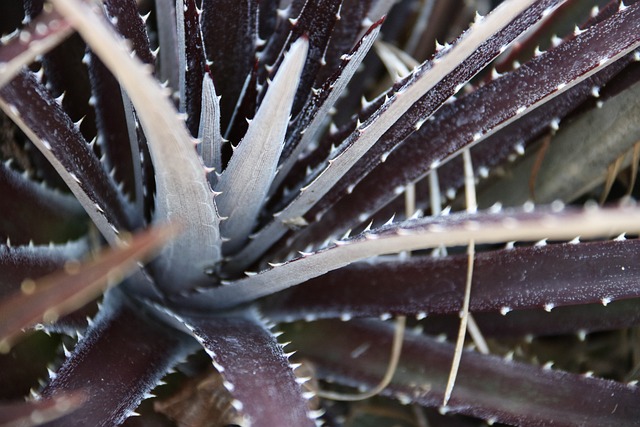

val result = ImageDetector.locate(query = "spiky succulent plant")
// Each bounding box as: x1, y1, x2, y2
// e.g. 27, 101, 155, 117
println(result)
3, 0, 640, 425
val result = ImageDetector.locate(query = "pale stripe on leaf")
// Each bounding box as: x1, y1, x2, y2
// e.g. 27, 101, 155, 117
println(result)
182, 204, 640, 310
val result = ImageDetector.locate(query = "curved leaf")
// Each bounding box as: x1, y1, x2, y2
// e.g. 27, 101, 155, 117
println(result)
0, 71, 137, 244
51, 0, 223, 291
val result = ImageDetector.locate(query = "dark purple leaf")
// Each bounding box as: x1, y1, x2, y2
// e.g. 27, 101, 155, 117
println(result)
257, 0, 279, 42
178, 0, 206, 136
314, 0, 374, 84
103, 0, 155, 65
422, 298, 640, 338
290, 320, 640, 426
220, 58, 258, 151
255, 0, 304, 83
41, 291, 193, 427
181, 310, 316, 426
490, 0, 600, 75
86, 53, 137, 202
263, 239, 640, 320
0, 71, 140, 241
270, 0, 344, 116
40, 34, 97, 141
585, 54, 640, 105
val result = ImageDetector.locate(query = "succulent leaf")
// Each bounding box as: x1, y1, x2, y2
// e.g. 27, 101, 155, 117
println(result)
290, 319, 640, 426
182, 205, 640, 310
198, 72, 223, 181
181, 310, 316, 427
51, 0, 223, 290
264, 238, 640, 320
0, 71, 137, 244
215, 36, 309, 254
102, 0, 155, 65
40, 291, 194, 427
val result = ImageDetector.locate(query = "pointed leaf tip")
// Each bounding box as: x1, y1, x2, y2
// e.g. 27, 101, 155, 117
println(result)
215, 36, 309, 254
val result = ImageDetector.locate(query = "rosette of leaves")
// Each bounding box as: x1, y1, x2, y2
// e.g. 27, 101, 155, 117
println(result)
2, 0, 640, 426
